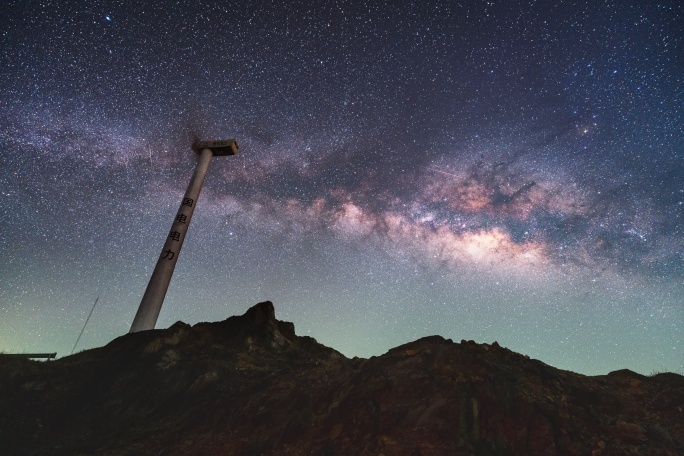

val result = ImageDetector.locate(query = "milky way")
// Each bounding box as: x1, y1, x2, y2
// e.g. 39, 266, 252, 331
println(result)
1, 1, 682, 374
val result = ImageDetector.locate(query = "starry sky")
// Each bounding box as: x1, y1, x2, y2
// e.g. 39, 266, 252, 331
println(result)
1, 0, 683, 375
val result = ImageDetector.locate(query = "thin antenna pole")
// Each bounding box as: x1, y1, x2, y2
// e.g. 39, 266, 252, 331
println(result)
72, 296, 99, 354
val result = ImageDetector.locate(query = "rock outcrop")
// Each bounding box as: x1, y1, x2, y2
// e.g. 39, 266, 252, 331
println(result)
1, 301, 682, 455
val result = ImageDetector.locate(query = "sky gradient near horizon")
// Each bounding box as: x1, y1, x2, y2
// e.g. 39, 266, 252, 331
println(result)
1, 0, 682, 375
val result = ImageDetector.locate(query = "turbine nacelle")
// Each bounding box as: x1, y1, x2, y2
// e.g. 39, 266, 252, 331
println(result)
192, 139, 239, 156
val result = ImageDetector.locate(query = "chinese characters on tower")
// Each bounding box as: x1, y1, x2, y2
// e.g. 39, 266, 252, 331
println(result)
160, 198, 195, 261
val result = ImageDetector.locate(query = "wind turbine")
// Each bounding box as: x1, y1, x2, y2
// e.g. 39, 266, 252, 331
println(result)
129, 139, 239, 333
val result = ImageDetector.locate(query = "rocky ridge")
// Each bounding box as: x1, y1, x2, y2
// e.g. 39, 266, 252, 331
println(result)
1, 301, 682, 455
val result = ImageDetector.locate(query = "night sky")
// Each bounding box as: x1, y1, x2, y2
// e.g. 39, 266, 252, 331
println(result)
1, 1, 682, 375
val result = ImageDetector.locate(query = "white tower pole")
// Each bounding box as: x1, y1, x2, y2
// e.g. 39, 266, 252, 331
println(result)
129, 140, 238, 333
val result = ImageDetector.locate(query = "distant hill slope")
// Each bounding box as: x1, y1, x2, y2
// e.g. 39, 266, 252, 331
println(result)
1, 301, 682, 455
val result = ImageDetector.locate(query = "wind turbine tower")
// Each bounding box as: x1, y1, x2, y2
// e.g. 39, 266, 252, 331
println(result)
129, 139, 239, 333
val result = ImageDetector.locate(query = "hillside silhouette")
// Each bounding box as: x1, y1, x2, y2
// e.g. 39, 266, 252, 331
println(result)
1, 301, 682, 455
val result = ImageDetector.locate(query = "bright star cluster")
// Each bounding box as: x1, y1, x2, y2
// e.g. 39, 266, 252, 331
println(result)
1, 1, 682, 375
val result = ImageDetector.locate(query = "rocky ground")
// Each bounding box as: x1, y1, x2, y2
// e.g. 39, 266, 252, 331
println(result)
1, 301, 682, 455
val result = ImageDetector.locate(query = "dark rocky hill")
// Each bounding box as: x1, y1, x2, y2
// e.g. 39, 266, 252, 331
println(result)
1, 301, 682, 455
